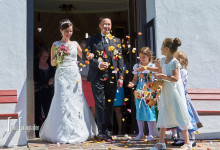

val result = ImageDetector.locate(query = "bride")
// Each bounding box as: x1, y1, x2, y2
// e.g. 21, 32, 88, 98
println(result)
39, 19, 98, 143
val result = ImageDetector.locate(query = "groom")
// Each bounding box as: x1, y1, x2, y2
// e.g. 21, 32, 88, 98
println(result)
86, 17, 124, 140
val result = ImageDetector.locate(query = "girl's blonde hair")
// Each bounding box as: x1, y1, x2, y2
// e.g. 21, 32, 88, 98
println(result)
139, 47, 153, 62
154, 58, 161, 67
175, 51, 188, 69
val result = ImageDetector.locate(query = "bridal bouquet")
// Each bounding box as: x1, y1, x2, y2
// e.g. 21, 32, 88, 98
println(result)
54, 45, 70, 67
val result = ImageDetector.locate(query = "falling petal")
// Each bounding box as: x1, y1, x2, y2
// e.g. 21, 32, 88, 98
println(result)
108, 46, 115, 51
124, 98, 129, 101
108, 99, 111, 102
112, 70, 117, 73
85, 60, 90, 64
117, 44, 121, 48
127, 109, 131, 113
125, 70, 129, 74
138, 32, 142, 35
84, 48, 88, 52
122, 118, 125, 121
85, 33, 88, 38
85, 143, 89, 146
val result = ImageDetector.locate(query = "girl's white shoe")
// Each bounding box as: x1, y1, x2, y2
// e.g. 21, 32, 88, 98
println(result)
150, 142, 166, 150
181, 144, 192, 150
147, 135, 154, 141
133, 134, 144, 140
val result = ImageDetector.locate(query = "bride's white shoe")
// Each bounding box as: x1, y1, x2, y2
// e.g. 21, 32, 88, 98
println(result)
150, 142, 166, 150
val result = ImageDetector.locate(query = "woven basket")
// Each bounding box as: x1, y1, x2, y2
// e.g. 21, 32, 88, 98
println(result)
145, 98, 157, 106
134, 91, 142, 99
151, 80, 163, 91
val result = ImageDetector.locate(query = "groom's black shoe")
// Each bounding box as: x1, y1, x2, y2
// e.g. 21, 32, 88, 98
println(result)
95, 132, 108, 141
105, 130, 112, 140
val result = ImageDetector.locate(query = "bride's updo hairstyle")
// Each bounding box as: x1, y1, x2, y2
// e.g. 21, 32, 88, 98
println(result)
163, 37, 181, 53
59, 19, 73, 30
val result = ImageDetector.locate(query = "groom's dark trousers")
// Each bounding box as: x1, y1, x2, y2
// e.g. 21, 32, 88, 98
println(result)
85, 33, 124, 137
91, 72, 117, 134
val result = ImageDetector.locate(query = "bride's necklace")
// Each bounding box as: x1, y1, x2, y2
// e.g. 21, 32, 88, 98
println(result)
60, 38, 70, 43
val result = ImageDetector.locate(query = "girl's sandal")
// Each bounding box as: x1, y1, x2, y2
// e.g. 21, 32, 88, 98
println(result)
181, 144, 192, 150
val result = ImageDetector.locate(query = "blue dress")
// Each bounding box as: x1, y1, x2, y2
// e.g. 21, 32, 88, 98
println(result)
114, 63, 126, 107
177, 68, 200, 132
133, 63, 156, 121
114, 86, 125, 106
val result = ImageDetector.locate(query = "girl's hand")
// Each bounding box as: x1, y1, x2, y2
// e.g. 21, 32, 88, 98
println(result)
154, 73, 166, 79
136, 66, 148, 72
127, 82, 134, 88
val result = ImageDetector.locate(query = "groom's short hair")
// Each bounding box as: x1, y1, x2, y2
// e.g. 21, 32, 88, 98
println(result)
99, 17, 112, 24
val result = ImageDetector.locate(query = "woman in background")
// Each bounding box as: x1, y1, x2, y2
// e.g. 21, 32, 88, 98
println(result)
34, 47, 55, 137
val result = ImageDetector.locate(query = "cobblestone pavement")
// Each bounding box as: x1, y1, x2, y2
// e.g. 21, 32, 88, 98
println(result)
1, 135, 220, 150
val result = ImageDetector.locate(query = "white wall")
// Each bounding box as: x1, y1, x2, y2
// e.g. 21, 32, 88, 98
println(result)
155, 0, 220, 88
0, 0, 27, 146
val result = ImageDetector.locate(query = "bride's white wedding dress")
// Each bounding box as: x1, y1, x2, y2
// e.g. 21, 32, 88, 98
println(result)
39, 41, 98, 144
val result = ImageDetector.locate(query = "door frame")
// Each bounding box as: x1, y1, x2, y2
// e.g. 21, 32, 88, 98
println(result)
27, 0, 35, 139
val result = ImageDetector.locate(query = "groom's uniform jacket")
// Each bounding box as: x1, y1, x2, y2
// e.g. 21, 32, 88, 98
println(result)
85, 33, 124, 83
